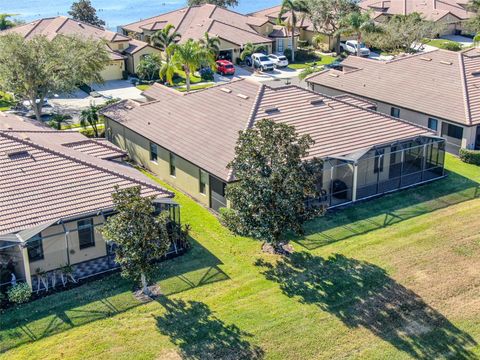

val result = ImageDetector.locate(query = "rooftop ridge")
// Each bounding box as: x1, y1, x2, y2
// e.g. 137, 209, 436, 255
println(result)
122, 5, 190, 28
210, 19, 273, 38
0, 131, 173, 197
458, 51, 473, 125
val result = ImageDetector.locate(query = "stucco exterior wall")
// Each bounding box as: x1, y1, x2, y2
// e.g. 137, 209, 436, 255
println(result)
100, 60, 124, 81
309, 83, 476, 153
105, 118, 211, 207
126, 46, 163, 75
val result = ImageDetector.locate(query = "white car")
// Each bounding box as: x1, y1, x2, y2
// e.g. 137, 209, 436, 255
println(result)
340, 40, 371, 57
268, 54, 289, 68
246, 53, 275, 71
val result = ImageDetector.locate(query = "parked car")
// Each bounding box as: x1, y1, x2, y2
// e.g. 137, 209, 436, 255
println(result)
245, 53, 275, 71
340, 40, 371, 57
325, 61, 343, 71
268, 54, 289, 68
215, 60, 235, 76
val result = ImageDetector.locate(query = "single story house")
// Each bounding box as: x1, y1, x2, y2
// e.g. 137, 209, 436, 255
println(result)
121, 4, 274, 63
1, 16, 160, 80
0, 113, 181, 293
359, 0, 475, 35
101, 79, 445, 213
306, 49, 480, 154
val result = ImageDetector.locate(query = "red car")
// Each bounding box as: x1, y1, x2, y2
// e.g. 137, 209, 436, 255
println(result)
216, 60, 235, 76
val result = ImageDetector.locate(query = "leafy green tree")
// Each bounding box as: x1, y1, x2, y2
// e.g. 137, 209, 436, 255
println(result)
80, 104, 101, 137
0, 34, 109, 121
222, 119, 323, 251
278, 0, 308, 62
151, 24, 181, 60
0, 14, 17, 30
304, 0, 359, 53
136, 53, 162, 81
240, 43, 267, 66
101, 186, 171, 296
172, 39, 214, 92
200, 32, 221, 58
187, 0, 239, 7
365, 13, 442, 53
68, 0, 105, 27
336, 11, 381, 56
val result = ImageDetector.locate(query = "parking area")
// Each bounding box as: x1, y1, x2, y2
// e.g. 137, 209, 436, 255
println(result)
214, 65, 303, 84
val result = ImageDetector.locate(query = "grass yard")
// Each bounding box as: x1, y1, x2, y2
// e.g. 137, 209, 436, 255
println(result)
288, 54, 336, 70
1, 154, 480, 359
136, 84, 151, 91
426, 39, 465, 51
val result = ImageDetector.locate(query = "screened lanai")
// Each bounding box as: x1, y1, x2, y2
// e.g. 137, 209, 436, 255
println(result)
320, 136, 446, 208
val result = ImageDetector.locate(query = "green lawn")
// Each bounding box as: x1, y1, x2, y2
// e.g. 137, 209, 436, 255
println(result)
136, 84, 151, 91
426, 39, 465, 51
288, 54, 336, 70
0, 91, 15, 111
1, 155, 480, 359
177, 83, 215, 92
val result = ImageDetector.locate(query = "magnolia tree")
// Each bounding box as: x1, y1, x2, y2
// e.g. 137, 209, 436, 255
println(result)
221, 119, 324, 252
101, 186, 171, 296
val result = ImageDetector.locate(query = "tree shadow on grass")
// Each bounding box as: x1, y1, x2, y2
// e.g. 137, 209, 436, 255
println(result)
0, 237, 228, 354
155, 297, 264, 360
292, 170, 480, 250
256, 253, 477, 359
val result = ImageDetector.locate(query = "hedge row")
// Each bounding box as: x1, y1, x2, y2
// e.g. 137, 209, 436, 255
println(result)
459, 148, 480, 165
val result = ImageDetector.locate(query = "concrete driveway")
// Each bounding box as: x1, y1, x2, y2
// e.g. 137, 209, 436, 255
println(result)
91, 80, 144, 101
214, 65, 302, 84
441, 34, 473, 47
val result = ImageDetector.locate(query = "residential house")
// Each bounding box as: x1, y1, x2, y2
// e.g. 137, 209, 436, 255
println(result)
1, 16, 161, 80
359, 0, 475, 35
121, 4, 274, 63
305, 49, 480, 153
0, 113, 182, 292
102, 79, 445, 213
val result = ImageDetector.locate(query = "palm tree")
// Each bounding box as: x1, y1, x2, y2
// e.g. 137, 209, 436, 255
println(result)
160, 45, 177, 85
80, 104, 101, 137
199, 32, 221, 59
48, 114, 72, 130
240, 43, 267, 67
278, 0, 307, 62
151, 24, 181, 60
336, 11, 381, 56
0, 14, 17, 30
172, 39, 213, 92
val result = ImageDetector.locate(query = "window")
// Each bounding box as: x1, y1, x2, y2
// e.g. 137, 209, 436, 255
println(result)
118, 43, 124, 50
199, 169, 208, 194
390, 107, 400, 118
27, 234, 44, 262
442, 122, 463, 140
428, 118, 438, 131
169, 153, 176, 176
374, 149, 385, 173
150, 142, 158, 162
277, 39, 284, 53
78, 219, 95, 249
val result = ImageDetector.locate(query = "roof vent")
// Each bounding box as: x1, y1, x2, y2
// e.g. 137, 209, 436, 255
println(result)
265, 107, 279, 114
310, 99, 324, 106
471, 70, 480, 76
329, 72, 339, 78
420, 57, 432, 61
7, 150, 30, 160
125, 105, 133, 110
440, 60, 452, 65
220, 88, 232, 93
237, 93, 249, 100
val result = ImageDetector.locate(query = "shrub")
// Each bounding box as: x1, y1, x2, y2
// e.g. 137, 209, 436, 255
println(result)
199, 67, 214, 81
298, 40, 309, 48
7, 283, 31, 304
459, 148, 480, 165
80, 128, 105, 138
283, 48, 293, 61
442, 41, 462, 51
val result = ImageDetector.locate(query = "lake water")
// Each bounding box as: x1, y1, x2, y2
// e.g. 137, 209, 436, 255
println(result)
0, 0, 280, 31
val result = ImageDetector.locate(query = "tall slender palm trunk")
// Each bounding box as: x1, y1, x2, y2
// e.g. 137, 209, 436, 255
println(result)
291, 10, 296, 63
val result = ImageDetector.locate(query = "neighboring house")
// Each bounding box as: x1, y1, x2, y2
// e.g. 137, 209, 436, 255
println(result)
121, 4, 274, 63
359, 0, 475, 35
0, 113, 182, 292
1, 16, 161, 80
305, 49, 480, 153
102, 79, 445, 213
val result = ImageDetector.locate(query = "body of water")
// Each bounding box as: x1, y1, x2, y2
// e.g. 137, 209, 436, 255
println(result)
0, 0, 280, 31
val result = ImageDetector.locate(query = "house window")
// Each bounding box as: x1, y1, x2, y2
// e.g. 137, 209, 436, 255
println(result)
390, 107, 400, 118
428, 118, 438, 131
170, 153, 176, 177
374, 149, 385, 173
78, 219, 95, 249
27, 234, 44, 262
118, 43, 124, 50
199, 169, 208, 194
288, 37, 293, 49
277, 39, 284, 53
442, 122, 463, 140
150, 142, 158, 162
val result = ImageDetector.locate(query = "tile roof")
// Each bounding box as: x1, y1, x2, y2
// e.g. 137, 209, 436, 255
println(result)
359, 0, 474, 21
122, 4, 272, 46
306, 49, 480, 126
142, 83, 184, 101
102, 79, 433, 183
249, 5, 316, 32
0, 113, 172, 236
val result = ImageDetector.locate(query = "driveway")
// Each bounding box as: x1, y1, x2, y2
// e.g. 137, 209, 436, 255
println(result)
214, 65, 303, 84
441, 34, 473, 47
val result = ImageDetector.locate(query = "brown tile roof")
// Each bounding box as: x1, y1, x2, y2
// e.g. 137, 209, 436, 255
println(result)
306, 49, 480, 126
142, 83, 184, 101
102, 79, 433, 182
359, 0, 474, 21
333, 94, 377, 110
0, 113, 172, 236
122, 4, 272, 46
249, 5, 316, 32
